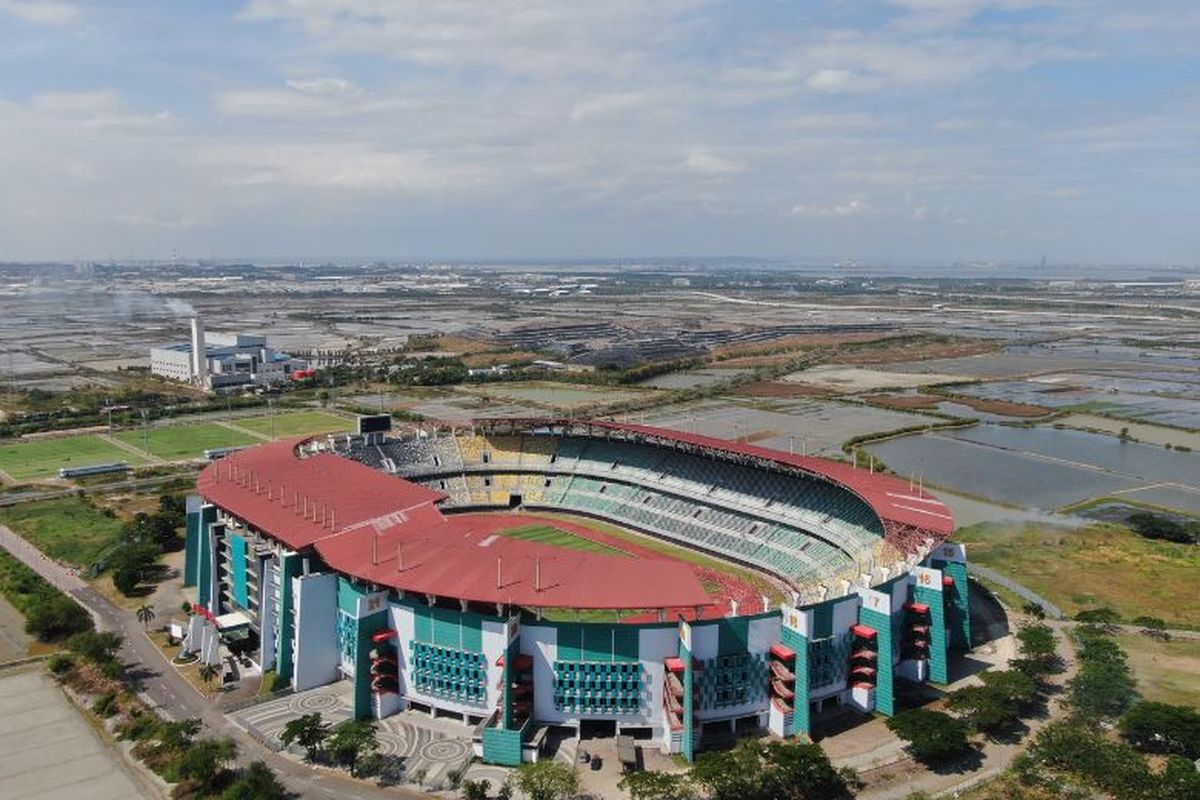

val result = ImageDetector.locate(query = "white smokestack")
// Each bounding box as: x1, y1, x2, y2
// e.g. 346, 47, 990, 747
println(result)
190, 316, 205, 381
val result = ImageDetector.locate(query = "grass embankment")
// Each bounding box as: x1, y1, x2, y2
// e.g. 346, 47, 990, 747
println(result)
114, 422, 260, 461
1115, 633, 1200, 709
0, 434, 150, 481
956, 521, 1200, 628
0, 495, 124, 566
497, 523, 629, 556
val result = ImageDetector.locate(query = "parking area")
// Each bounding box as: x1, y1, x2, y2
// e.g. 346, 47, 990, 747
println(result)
0, 666, 155, 800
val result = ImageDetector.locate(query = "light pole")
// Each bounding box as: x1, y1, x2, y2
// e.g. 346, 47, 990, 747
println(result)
140, 409, 149, 455
268, 398, 275, 440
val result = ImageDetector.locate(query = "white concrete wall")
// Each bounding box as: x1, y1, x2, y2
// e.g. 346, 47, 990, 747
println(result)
292, 572, 339, 692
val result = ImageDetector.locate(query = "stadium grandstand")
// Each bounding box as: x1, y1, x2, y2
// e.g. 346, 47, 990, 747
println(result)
183, 418, 969, 765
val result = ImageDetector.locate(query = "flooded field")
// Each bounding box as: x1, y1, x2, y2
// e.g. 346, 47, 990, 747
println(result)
954, 379, 1200, 429
866, 424, 1200, 512
642, 396, 945, 457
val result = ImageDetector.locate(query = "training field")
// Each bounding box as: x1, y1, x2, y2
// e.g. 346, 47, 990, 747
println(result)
497, 523, 628, 556
0, 496, 125, 567
0, 435, 149, 481
231, 410, 352, 439
113, 422, 261, 461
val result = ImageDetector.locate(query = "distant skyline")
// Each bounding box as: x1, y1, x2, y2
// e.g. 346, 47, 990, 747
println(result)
1, 1, 1198, 265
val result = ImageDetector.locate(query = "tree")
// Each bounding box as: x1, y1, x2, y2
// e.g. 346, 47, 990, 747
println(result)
690, 739, 852, 800
68, 630, 123, 664
327, 719, 379, 777
886, 709, 973, 764
1013, 622, 1061, 679
198, 662, 220, 689
514, 760, 581, 800
24, 593, 93, 641
280, 713, 331, 762
979, 669, 1038, 707
946, 684, 1020, 734
1118, 701, 1200, 759
619, 771, 697, 800
460, 778, 491, 800
136, 603, 156, 631
221, 760, 288, 800
172, 737, 237, 796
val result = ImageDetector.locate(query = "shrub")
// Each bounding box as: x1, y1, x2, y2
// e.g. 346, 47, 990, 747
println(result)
47, 652, 76, 675
1119, 701, 1200, 759
92, 690, 119, 718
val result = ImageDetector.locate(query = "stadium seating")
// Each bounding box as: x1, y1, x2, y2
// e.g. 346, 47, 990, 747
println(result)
337, 432, 884, 588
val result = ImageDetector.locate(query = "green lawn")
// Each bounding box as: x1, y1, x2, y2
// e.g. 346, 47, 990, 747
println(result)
113, 422, 261, 461
0, 496, 125, 566
497, 523, 630, 556
232, 410, 352, 439
1116, 632, 1200, 709
956, 521, 1200, 629
0, 435, 149, 481
529, 511, 788, 604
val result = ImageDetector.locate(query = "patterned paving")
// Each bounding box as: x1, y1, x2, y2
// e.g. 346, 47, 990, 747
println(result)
230, 682, 478, 787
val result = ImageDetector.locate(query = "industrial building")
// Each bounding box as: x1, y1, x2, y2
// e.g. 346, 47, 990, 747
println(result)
150, 316, 307, 389
183, 419, 968, 766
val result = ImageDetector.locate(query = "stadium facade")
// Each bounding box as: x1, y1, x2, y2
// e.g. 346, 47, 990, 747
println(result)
183, 419, 968, 765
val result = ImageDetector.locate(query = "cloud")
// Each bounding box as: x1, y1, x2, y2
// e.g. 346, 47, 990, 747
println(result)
684, 148, 746, 176
0, 0, 82, 26
285, 77, 359, 96
789, 199, 871, 219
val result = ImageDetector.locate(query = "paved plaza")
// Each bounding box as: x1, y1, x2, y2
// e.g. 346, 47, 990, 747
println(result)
231, 681, 488, 789
0, 667, 156, 800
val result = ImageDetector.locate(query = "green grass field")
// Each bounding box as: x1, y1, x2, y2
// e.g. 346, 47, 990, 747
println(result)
531, 511, 788, 605
0, 496, 125, 567
0, 435, 150, 481
1116, 632, 1200, 709
232, 410, 352, 439
114, 422, 261, 461
956, 521, 1200, 628
497, 524, 629, 556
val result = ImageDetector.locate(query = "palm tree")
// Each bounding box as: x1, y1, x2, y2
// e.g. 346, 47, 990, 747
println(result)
136, 604, 156, 631
198, 662, 220, 690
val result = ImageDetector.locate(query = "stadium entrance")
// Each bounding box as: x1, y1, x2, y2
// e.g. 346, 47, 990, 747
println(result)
508, 493, 522, 508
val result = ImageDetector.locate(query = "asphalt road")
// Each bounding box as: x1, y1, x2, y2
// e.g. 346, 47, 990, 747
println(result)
0, 523, 426, 800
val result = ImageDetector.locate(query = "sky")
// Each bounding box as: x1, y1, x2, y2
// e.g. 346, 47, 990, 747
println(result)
0, 0, 1197, 265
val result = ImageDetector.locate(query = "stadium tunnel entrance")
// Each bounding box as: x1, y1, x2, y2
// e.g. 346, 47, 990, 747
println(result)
508, 493, 522, 508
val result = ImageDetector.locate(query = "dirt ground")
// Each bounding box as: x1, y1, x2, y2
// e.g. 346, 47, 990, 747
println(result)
781, 365, 964, 393
733, 381, 832, 398
865, 393, 1051, 418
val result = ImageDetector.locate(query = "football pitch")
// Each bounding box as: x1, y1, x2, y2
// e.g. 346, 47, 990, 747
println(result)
230, 410, 352, 439
0, 435, 150, 481
496, 524, 630, 556
113, 422, 261, 461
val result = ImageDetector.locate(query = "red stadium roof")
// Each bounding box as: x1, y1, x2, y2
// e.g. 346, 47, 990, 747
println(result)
315, 514, 713, 610
196, 418, 954, 608
196, 438, 447, 551
196, 438, 712, 610
572, 420, 955, 537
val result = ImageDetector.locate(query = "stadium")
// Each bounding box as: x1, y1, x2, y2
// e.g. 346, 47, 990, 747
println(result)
183, 417, 969, 766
